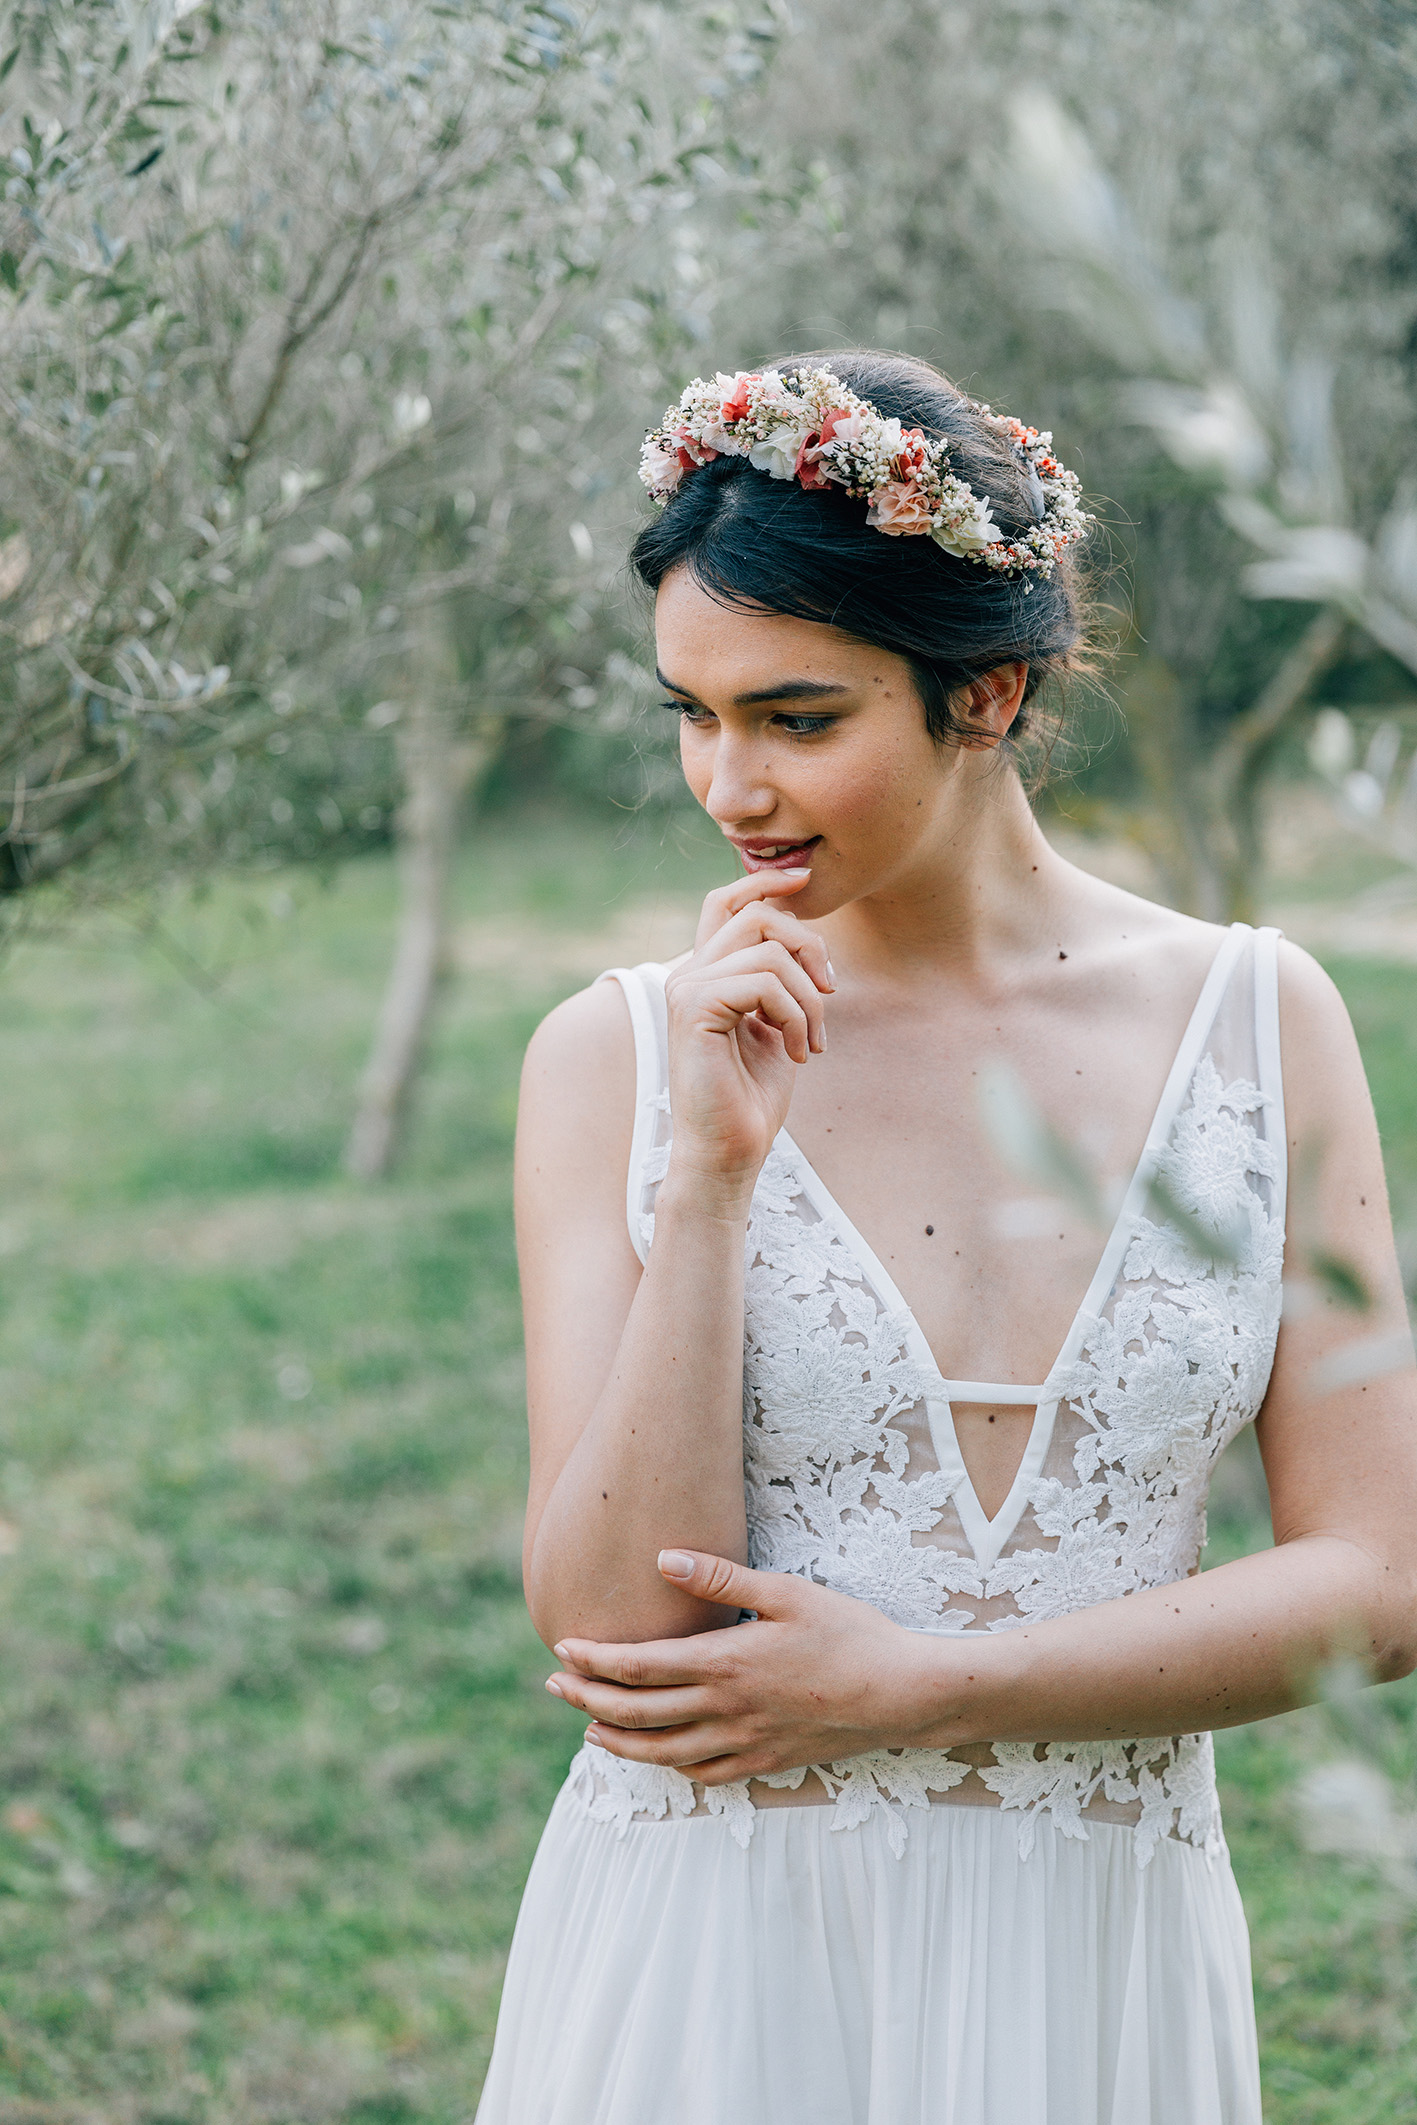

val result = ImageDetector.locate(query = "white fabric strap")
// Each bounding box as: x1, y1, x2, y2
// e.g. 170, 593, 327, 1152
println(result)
1252, 926, 1287, 1228
597, 966, 659, 1266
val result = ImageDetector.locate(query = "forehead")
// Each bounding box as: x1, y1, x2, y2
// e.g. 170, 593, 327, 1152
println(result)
653, 568, 905, 696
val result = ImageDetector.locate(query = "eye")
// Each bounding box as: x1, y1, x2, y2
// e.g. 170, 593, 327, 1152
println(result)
664, 698, 715, 725
774, 713, 836, 737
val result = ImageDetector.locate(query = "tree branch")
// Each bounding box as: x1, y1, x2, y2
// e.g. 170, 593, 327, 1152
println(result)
1215, 606, 1348, 780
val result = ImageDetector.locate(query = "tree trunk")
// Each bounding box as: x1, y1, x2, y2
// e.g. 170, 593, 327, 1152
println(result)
1111, 657, 1224, 918
1210, 607, 1347, 923
1098, 610, 1347, 921
344, 619, 498, 1182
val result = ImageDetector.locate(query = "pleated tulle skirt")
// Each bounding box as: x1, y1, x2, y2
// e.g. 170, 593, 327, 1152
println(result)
475, 1783, 1262, 2125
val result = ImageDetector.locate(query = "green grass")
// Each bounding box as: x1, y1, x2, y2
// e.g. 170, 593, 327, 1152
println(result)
0, 806, 1412, 2123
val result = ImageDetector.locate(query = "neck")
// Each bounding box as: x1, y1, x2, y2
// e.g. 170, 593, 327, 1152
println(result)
819, 760, 1074, 984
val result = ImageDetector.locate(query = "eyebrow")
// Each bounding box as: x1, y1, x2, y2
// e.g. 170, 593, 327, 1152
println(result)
655, 669, 852, 708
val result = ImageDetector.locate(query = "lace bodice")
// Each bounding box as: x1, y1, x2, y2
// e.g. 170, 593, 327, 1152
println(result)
566, 925, 1286, 1865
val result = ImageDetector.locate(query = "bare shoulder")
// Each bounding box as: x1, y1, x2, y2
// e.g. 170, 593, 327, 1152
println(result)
522, 974, 635, 1091
516, 975, 639, 1209
1275, 934, 1353, 1035
1274, 937, 1370, 1131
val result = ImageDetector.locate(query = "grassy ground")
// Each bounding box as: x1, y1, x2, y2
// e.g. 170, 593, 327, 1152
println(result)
0, 806, 1413, 2123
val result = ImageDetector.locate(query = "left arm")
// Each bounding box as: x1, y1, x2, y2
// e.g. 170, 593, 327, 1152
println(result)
548, 944, 1417, 1781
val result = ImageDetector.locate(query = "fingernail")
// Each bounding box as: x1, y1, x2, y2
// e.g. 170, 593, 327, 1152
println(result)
545, 1676, 565, 1697
658, 1548, 695, 1578
777, 867, 811, 877
552, 1643, 569, 1660
825, 960, 836, 985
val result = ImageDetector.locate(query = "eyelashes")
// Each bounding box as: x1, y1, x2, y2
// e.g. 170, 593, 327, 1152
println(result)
662, 701, 837, 738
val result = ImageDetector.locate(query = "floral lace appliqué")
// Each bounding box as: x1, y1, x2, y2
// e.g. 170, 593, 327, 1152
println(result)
566, 1008, 1282, 1867
566, 1739, 971, 1856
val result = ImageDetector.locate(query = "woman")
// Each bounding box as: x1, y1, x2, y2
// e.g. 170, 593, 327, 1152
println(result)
476, 354, 1417, 2124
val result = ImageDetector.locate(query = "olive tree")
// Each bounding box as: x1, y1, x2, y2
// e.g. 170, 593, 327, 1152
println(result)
0, 0, 786, 1166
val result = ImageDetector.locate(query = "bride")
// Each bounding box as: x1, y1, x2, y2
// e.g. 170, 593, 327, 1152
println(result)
475, 353, 1417, 2123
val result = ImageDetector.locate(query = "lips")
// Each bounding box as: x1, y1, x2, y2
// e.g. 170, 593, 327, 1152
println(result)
732, 835, 822, 872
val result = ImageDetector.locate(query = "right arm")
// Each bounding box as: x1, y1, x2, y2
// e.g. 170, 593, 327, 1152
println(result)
518, 870, 832, 1649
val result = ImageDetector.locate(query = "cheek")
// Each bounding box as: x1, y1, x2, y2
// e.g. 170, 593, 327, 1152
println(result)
819, 737, 940, 839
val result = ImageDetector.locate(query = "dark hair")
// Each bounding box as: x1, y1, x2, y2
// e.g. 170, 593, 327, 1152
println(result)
629, 350, 1090, 760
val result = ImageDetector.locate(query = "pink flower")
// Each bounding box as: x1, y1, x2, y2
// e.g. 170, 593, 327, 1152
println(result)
866, 477, 937, 536
863, 427, 941, 535
641, 439, 685, 493
673, 426, 719, 471
794, 405, 857, 490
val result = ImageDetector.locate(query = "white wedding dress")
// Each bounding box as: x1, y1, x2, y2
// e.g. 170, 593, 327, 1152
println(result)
477, 923, 1280, 2124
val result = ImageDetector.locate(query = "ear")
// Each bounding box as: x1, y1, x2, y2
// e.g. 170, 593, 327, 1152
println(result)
955, 661, 1028, 745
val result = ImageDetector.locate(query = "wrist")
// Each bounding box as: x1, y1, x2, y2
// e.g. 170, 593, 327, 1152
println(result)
892, 1628, 1018, 1751
658, 1150, 760, 1225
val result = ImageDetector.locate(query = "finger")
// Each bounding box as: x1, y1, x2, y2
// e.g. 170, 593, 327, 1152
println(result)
677, 953, 825, 1059
586, 1728, 786, 1787
585, 1720, 748, 1769
697, 905, 834, 994
657, 1548, 796, 1615
552, 1636, 734, 1686
689, 1755, 777, 1787
681, 969, 812, 1064
546, 1674, 713, 1728
690, 942, 827, 1054
694, 867, 812, 948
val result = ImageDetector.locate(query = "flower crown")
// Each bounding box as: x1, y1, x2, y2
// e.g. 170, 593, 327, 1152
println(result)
639, 366, 1089, 578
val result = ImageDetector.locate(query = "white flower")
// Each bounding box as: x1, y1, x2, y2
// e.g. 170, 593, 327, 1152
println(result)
818, 408, 872, 458
700, 424, 747, 456
748, 424, 812, 481
931, 494, 1001, 556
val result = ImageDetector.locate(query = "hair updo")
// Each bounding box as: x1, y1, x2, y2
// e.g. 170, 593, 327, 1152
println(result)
628, 350, 1090, 759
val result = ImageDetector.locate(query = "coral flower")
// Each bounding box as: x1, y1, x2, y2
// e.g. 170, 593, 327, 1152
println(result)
866, 479, 937, 536
794, 406, 860, 489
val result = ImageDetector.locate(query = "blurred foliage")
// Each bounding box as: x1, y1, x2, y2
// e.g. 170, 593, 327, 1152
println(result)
6, 0, 1417, 923
720, 0, 1417, 913
0, 0, 791, 909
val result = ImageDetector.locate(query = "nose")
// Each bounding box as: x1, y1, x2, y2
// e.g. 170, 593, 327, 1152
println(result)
702, 727, 777, 830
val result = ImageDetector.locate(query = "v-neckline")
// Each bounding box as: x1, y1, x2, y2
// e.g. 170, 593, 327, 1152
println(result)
772, 923, 1249, 1572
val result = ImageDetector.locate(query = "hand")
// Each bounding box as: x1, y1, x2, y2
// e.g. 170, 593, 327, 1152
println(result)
544, 1549, 944, 1784
662, 871, 834, 1195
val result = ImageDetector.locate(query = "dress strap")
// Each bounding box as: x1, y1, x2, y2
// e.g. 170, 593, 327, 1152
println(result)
1252, 925, 1287, 1225
596, 965, 668, 1266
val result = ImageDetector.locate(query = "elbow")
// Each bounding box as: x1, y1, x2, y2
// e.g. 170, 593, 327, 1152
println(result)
1373, 1616, 1417, 1686
520, 1527, 557, 1652
521, 1548, 632, 1654
522, 1549, 567, 1656
1369, 1563, 1417, 1684
1373, 1638, 1417, 1687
